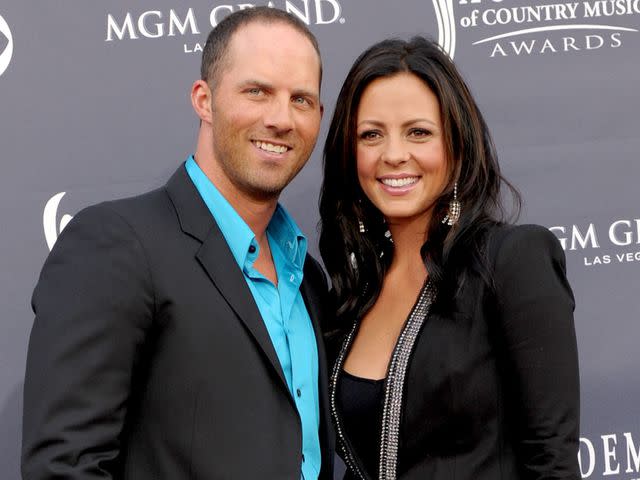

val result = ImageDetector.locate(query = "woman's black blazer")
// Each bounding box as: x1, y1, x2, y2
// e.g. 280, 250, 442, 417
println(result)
332, 224, 580, 480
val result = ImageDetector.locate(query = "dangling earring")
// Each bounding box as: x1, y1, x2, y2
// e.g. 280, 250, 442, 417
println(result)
442, 182, 462, 226
379, 221, 394, 258
349, 252, 358, 270
357, 197, 367, 234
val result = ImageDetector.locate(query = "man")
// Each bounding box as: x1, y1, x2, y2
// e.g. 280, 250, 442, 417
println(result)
22, 7, 333, 479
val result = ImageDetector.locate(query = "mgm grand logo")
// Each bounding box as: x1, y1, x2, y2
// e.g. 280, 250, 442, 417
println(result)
549, 218, 640, 267
106, 1, 344, 54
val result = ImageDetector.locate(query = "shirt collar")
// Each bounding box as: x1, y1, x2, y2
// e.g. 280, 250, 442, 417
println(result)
185, 156, 307, 269
269, 205, 307, 270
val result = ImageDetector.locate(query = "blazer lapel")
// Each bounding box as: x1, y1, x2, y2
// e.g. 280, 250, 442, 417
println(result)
301, 273, 329, 396
301, 258, 335, 471
165, 164, 289, 391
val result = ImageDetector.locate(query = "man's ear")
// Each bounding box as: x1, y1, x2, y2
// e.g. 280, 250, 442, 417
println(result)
191, 80, 213, 123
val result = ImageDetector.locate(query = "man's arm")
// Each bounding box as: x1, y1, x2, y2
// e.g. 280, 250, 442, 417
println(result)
22, 203, 154, 479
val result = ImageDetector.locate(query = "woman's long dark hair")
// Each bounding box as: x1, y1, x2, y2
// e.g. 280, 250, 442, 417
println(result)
319, 36, 520, 324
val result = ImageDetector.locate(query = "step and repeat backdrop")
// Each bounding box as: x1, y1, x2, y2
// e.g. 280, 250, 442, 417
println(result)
1, 1, 639, 478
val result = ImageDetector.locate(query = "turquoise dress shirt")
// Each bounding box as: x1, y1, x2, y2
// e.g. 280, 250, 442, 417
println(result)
185, 156, 321, 480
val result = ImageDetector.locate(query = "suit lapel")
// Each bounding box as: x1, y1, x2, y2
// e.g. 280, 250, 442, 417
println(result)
165, 164, 288, 390
301, 258, 335, 469
301, 271, 329, 390
196, 229, 289, 389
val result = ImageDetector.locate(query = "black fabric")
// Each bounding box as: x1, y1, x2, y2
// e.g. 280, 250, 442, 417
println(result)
329, 224, 580, 480
337, 370, 385, 479
22, 164, 335, 480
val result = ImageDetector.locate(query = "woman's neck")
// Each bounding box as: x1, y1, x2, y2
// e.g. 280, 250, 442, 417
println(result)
386, 213, 431, 280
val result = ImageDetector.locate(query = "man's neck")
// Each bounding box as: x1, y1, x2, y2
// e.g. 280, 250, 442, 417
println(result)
193, 156, 277, 242
229, 194, 278, 243
201, 160, 279, 284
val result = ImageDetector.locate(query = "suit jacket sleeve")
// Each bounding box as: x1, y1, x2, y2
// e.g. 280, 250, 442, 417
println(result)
22, 203, 154, 479
491, 224, 580, 479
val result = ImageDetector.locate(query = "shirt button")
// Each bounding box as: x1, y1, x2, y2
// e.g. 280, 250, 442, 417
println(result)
248, 245, 256, 253
296, 388, 302, 397
290, 274, 295, 282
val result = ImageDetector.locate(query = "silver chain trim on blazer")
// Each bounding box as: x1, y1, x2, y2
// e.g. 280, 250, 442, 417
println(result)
330, 279, 437, 480
330, 321, 364, 478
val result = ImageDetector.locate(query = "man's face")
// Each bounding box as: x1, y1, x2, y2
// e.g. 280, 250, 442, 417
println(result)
208, 21, 322, 202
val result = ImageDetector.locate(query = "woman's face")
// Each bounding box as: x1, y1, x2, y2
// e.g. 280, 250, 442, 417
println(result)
356, 72, 448, 226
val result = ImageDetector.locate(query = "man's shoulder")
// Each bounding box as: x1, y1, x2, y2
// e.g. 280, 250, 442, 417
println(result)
69, 185, 170, 231
106, 184, 171, 218
82, 164, 189, 223
52, 178, 184, 259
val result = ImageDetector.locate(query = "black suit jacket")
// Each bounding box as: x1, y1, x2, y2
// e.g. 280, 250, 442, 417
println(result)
335, 224, 579, 480
23, 164, 334, 479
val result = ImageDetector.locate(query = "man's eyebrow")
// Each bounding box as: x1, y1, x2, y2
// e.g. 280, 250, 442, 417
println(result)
238, 79, 273, 91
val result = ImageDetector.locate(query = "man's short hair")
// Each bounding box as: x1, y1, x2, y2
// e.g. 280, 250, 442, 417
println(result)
200, 7, 323, 90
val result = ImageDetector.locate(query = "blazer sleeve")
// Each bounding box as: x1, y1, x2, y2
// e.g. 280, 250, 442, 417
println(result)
491, 224, 580, 479
22, 203, 154, 479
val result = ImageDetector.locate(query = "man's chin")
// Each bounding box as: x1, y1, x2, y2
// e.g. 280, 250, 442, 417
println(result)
243, 181, 288, 203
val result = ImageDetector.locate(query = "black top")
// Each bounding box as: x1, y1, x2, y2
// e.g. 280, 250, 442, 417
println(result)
336, 370, 385, 479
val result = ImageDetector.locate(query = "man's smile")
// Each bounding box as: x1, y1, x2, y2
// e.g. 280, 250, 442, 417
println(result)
252, 140, 291, 154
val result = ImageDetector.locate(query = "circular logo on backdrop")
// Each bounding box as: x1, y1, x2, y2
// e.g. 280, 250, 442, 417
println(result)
0, 14, 14, 77
432, 0, 458, 58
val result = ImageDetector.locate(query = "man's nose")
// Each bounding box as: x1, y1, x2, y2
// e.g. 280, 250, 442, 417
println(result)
263, 96, 294, 133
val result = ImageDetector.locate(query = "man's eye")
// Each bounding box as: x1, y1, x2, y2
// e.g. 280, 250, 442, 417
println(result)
248, 88, 263, 95
293, 96, 310, 105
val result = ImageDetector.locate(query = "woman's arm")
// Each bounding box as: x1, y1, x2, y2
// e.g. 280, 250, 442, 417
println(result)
492, 224, 580, 479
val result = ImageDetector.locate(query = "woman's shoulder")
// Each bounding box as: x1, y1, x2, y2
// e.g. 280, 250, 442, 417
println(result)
482, 223, 570, 299
485, 223, 563, 263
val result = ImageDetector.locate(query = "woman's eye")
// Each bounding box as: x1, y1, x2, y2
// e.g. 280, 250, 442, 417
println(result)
410, 128, 431, 138
360, 131, 380, 140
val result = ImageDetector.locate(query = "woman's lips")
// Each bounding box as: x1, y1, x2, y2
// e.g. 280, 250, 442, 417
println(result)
378, 176, 420, 195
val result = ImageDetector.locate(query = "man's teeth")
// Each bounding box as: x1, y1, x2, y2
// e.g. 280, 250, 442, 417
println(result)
381, 177, 419, 187
254, 141, 288, 154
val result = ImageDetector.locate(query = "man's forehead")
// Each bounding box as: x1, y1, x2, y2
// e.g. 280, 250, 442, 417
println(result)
228, 21, 319, 64
223, 21, 321, 86
231, 19, 311, 44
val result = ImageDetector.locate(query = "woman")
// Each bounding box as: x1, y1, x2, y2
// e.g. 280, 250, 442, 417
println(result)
319, 37, 580, 479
